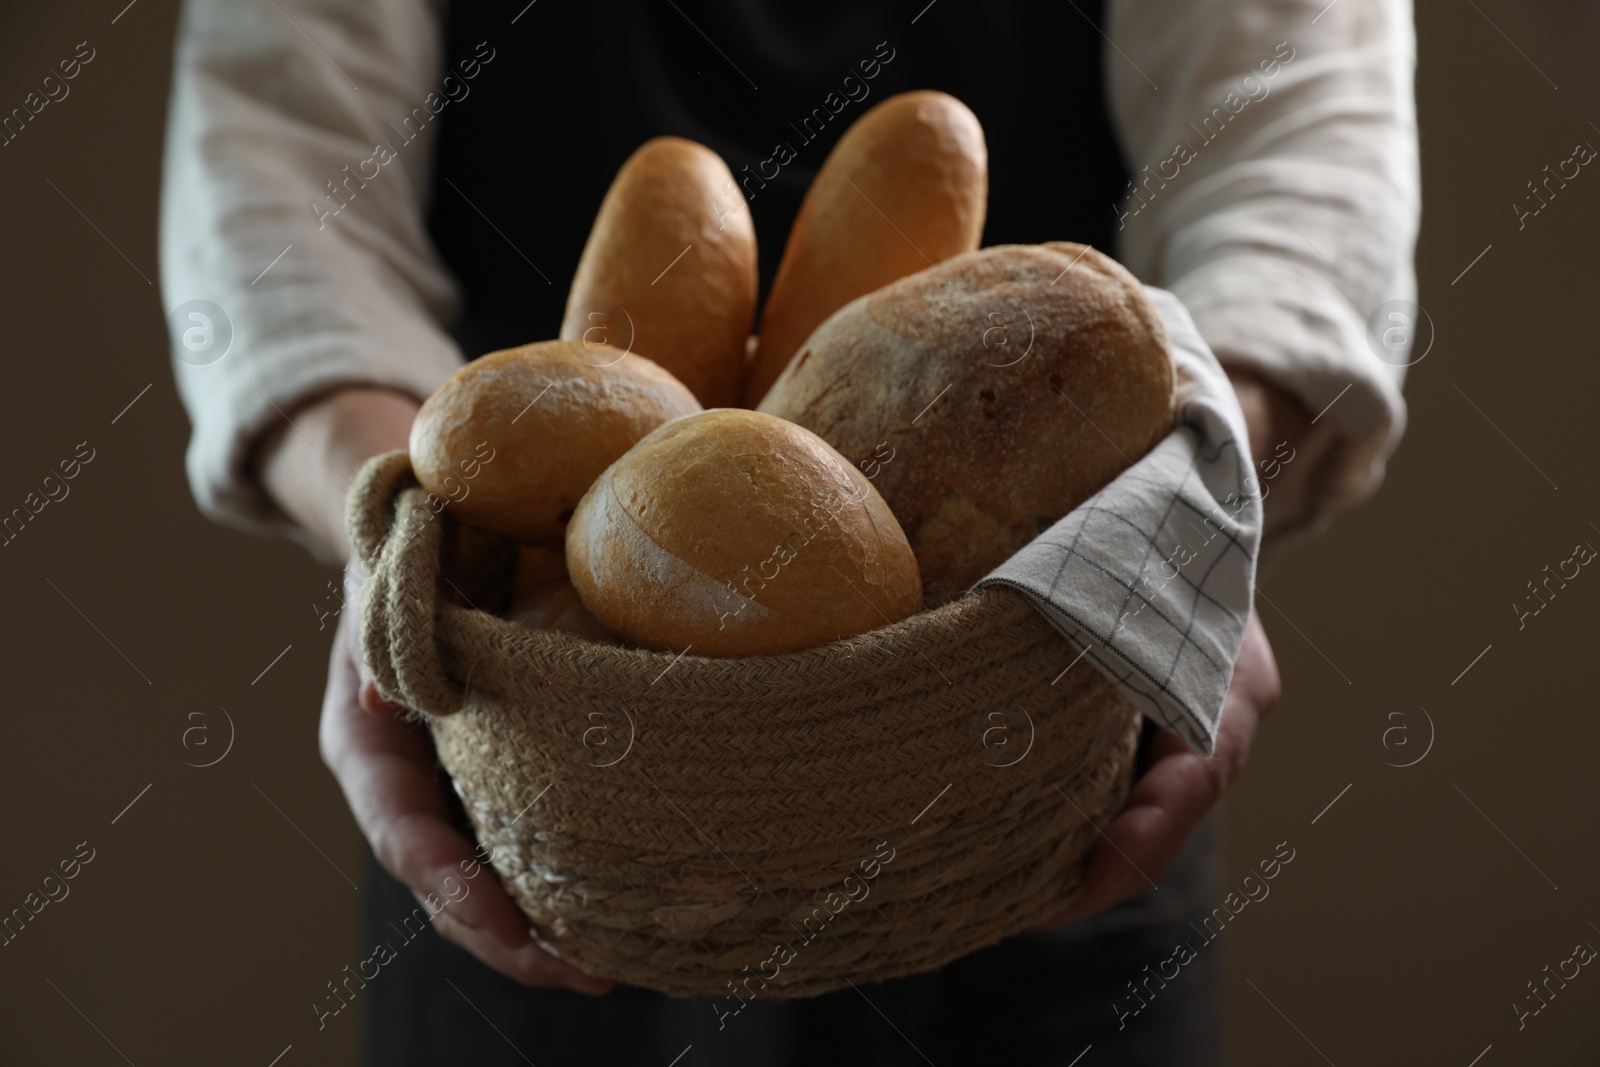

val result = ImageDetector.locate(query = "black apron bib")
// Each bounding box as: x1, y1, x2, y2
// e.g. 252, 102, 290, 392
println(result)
367, 4, 1222, 1063
424, 0, 1131, 360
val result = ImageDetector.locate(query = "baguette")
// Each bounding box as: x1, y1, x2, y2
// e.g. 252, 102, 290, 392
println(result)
562, 137, 757, 408
744, 91, 987, 405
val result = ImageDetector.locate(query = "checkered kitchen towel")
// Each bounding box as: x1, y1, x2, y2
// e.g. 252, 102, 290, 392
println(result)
973, 287, 1261, 757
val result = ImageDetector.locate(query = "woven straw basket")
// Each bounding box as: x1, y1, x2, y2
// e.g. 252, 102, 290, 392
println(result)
350, 448, 1141, 998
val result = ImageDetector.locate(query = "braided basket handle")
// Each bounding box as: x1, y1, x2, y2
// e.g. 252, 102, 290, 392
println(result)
346, 449, 471, 718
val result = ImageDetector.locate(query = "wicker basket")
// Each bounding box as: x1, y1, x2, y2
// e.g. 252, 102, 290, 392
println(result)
350, 448, 1141, 998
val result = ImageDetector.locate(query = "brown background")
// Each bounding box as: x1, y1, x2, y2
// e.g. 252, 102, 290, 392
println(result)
0, 1, 1596, 1064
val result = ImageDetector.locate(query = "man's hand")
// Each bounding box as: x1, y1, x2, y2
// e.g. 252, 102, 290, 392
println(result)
1032, 608, 1280, 927
1032, 367, 1318, 928
319, 574, 614, 994
261, 386, 613, 994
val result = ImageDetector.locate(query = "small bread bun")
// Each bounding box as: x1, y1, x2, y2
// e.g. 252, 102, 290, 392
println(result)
744, 91, 987, 406
758, 243, 1175, 607
562, 137, 757, 408
504, 546, 615, 642
410, 340, 700, 547
565, 409, 922, 657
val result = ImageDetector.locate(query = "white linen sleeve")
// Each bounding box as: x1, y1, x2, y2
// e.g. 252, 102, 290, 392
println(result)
159, 0, 465, 546
1108, 0, 1420, 523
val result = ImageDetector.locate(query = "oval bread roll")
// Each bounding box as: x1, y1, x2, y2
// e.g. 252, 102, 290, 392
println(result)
744, 90, 987, 406
504, 546, 615, 642
758, 243, 1176, 607
410, 339, 700, 547
565, 408, 922, 657
561, 137, 757, 408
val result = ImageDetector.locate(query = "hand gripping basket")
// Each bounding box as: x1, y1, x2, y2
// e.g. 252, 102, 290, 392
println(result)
349, 448, 1141, 998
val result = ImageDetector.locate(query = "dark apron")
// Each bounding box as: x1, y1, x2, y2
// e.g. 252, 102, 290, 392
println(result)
370, 2, 1223, 1062
422, 0, 1134, 358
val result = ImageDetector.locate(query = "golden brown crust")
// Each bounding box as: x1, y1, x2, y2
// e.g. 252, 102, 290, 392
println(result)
564, 408, 922, 656
744, 91, 987, 406
757, 243, 1176, 607
409, 339, 701, 547
561, 137, 757, 408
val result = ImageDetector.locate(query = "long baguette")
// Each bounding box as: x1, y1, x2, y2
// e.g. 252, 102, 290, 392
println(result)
744, 91, 987, 406
562, 136, 756, 408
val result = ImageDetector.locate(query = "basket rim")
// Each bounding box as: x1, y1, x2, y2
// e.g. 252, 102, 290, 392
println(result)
460, 576, 1031, 664
430, 575, 1053, 709
352, 448, 1060, 694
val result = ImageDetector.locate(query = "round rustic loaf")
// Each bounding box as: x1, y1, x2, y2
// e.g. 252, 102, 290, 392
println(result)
757, 242, 1175, 607
564, 408, 923, 656
744, 90, 987, 406
561, 137, 757, 408
409, 340, 700, 547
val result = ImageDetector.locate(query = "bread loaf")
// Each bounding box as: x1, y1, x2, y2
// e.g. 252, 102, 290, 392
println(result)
562, 137, 757, 408
743, 91, 987, 406
410, 340, 700, 547
504, 546, 615, 642
757, 243, 1175, 607
565, 408, 922, 656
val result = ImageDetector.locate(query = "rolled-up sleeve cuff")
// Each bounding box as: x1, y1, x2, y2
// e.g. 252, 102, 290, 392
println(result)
180, 309, 461, 552
1168, 255, 1409, 525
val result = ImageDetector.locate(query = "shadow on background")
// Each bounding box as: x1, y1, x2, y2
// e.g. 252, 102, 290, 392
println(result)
0, 2, 1596, 1064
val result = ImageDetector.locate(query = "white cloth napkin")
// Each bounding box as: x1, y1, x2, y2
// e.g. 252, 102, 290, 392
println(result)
972, 288, 1261, 756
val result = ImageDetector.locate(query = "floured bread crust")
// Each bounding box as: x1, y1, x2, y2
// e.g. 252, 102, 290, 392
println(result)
759, 243, 1175, 607
565, 408, 922, 656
